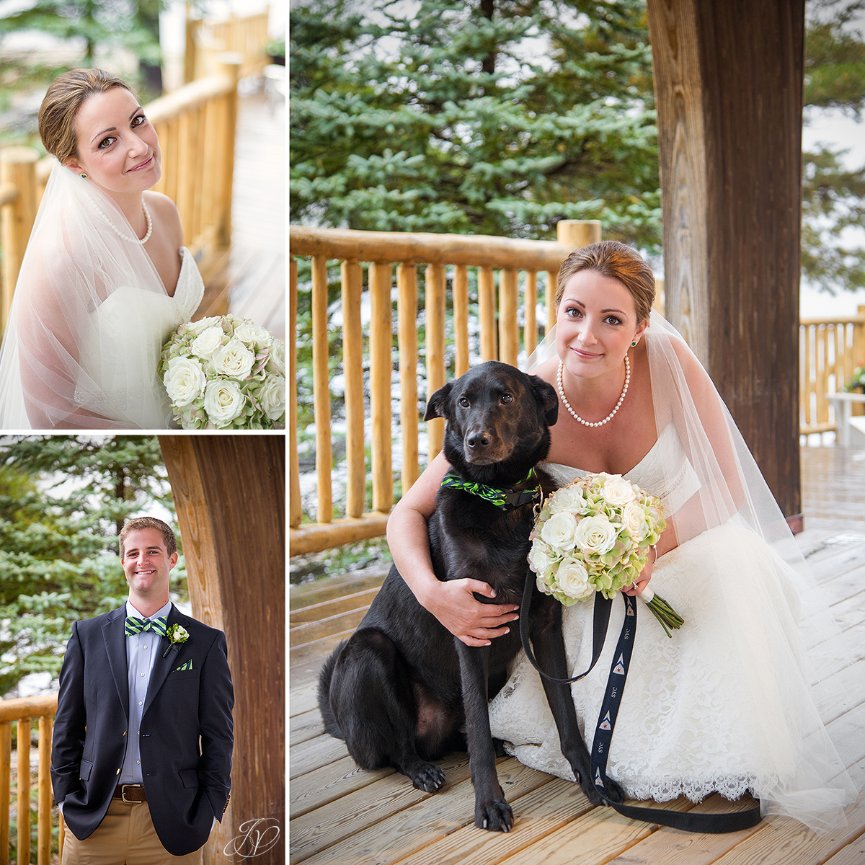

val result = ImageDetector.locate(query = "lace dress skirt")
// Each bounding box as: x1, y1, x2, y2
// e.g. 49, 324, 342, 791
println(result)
488, 521, 857, 831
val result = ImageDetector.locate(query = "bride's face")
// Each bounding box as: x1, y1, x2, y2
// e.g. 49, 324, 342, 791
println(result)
67, 87, 162, 196
556, 269, 647, 381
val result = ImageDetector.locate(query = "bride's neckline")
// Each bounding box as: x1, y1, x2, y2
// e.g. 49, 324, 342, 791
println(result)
547, 424, 670, 479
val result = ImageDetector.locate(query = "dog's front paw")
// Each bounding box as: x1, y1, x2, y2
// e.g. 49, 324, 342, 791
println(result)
602, 776, 626, 804
475, 798, 514, 832
407, 761, 445, 793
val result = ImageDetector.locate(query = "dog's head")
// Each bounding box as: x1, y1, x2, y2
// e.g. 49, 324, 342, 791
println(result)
424, 361, 558, 479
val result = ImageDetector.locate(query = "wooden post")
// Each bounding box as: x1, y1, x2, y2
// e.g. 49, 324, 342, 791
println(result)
647, 0, 805, 522
0, 148, 38, 332
184, 3, 200, 83
342, 261, 365, 517
397, 264, 420, 489
217, 55, 241, 247
478, 266, 497, 361
311, 256, 333, 523
370, 262, 393, 511
453, 265, 469, 377
524, 272, 538, 358
289, 258, 302, 529
498, 269, 519, 367
16, 719, 30, 865
37, 715, 51, 865
159, 435, 285, 865
556, 220, 602, 249
0, 721, 10, 865
425, 263, 447, 457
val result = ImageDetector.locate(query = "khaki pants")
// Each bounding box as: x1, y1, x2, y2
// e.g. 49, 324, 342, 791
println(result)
62, 798, 204, 865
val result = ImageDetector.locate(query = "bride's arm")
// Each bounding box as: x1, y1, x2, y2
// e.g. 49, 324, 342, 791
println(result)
387, 451, 521, 647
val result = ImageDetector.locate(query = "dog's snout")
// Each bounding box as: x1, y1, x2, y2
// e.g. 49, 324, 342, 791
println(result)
466, 429, 492, 450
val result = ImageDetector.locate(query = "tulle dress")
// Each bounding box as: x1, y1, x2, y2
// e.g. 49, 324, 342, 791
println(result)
488, 424, 859, 832
74, 248, 204, 428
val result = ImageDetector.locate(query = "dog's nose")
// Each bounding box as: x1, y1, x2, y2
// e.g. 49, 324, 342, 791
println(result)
465, 430, 491, 450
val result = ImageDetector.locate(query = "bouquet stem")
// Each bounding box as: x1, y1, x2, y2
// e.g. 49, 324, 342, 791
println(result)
637, 587, 684, 638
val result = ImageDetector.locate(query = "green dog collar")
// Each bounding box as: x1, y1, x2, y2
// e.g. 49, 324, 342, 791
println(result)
440, 467, 541, 511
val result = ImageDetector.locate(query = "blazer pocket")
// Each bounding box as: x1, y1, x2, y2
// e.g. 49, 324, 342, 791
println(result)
179, 768, 199, 788
79, 759, 93, 781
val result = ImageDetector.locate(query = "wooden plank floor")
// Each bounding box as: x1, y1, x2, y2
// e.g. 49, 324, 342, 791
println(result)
198, 89, 285, 339
289, 446, 865, 864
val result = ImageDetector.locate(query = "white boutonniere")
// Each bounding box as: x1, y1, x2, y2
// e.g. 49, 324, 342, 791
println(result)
162, 623, 190, 657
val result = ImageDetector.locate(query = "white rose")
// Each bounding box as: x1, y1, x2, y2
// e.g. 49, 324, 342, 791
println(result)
556, 558, 594, 601
267, 340, 286, 376
163, 357, 206, 407
602, 474, 636, 506
170, 625, 189, 642
204, 379, 245, 426
259, 374, 286, 421
528, 538, 554, 575
622, 501, 649, 542
187, 315, 222, 334
540, 511, 579, 552
573, 515, 618, 555
211, 339, 255, 380
234, 320, 271, 346
548, 484, 586, 515
190, 326, 224, 359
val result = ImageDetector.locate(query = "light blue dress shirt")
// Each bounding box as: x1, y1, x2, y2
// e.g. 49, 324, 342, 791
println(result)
119, 599, 172, 785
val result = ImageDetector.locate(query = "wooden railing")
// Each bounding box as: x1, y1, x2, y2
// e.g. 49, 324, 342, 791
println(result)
800, 307, 865, 436
289, 221, 600, 554
0, 60, 240, 336
0, 695, 60, 865
185, 10, 271, 83
290, 225, 865, 555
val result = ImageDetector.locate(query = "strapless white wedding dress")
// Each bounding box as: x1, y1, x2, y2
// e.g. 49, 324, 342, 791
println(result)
74, 248, 204, 428
488, 425, 857, 831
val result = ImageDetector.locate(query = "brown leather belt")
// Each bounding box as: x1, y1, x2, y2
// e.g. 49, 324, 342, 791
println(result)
113, 784, 147, 803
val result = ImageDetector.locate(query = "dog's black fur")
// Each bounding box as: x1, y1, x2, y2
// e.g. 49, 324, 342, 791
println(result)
318, 361, 624, 831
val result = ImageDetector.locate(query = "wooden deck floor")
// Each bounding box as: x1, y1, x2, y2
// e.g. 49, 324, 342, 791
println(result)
198, 89, 285, 339
289, 446, 865, 864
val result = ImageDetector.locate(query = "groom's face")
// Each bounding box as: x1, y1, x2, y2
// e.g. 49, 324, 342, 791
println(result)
121, 528, 178, 599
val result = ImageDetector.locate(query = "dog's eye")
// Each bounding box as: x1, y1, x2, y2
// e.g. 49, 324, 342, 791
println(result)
458, 397, 470, 408
500, 393, 513, 404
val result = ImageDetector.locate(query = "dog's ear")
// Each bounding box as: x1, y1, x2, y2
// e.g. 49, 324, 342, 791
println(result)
424, 382, 453, 421
529, 375, 558, 425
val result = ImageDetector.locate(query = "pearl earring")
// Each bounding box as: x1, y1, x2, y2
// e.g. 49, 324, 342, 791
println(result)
80, 173, 87, 179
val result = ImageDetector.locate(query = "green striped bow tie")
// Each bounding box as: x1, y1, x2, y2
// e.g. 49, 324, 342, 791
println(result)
125, 616, 168, 637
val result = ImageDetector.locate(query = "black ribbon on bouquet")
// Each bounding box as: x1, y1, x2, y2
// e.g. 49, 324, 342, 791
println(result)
519, 572, 764, 834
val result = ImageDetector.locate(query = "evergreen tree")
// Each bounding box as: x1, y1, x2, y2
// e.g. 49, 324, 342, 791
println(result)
290, 0, 660, 247
0, 436, 182, 696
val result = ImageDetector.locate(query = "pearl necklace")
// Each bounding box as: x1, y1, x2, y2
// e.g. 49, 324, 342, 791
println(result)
93, 199, 153, 244
557, 354, 631, 428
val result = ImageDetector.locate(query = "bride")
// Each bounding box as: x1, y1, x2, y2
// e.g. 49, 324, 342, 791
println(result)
0, 68, 204, 429
386, 240, 859, 832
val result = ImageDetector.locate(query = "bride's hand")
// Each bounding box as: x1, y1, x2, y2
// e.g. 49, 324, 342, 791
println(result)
425, 578, 520, 648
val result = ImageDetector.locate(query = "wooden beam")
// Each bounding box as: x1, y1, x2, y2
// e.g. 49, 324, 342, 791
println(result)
647, 0, 805, 520
159, 435, 285, 862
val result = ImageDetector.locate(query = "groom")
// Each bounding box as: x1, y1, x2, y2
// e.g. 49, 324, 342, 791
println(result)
51, 516, 234, 864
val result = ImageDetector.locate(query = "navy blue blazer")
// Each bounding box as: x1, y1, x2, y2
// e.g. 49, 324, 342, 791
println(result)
50, 604, 234, 856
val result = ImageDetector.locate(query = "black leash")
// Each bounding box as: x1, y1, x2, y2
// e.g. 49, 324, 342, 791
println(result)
519, 573, 763, 833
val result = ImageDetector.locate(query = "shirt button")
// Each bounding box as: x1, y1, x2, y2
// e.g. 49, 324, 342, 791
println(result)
140, 672, 146, 677
136, 760, 141, 765
138, 700, 143, 706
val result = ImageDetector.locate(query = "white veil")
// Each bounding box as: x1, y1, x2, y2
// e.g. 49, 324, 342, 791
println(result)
522, 312, 860, 829
0, 161, 172, 429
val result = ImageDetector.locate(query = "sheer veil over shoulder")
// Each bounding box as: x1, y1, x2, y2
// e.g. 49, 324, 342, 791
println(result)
0, 161, 202, 429
490, 312, 861, 831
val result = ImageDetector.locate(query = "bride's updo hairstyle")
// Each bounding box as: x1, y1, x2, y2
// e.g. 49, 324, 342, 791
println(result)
555, 240, 655, 323
38, 68, 132, 164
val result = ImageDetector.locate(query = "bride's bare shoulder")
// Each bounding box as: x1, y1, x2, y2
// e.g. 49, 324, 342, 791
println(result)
144, 191, 183, 247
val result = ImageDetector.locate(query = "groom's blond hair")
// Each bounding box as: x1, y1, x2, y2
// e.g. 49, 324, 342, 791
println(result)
119, 517, 177, 558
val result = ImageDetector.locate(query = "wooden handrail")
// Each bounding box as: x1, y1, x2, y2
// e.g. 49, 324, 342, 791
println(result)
289, 220, 601, 553
0, 694, 59, 865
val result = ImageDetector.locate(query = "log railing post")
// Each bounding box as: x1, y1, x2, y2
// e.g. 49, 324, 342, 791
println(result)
37, 715, 51, 865
16, 718, 30, 865
0, 148, 38, 332
217, 55, 241, 247
0, 720, 10, 865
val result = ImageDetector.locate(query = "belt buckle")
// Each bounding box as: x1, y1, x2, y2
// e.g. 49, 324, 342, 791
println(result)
120, 784, 140, 804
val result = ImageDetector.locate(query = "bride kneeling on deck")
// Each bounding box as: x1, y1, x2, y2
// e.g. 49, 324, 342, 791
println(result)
386, 240, 859, 832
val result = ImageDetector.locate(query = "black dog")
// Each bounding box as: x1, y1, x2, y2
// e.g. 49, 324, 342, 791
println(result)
318, 361, 623, 831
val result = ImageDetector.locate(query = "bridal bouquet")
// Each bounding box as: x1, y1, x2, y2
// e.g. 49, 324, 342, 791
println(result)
160, 314, 286, 429
529, 473, 684, 637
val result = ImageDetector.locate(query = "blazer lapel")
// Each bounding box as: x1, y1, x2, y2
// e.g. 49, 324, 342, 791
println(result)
142, 605, 183, 718
102, 606, 130, 722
